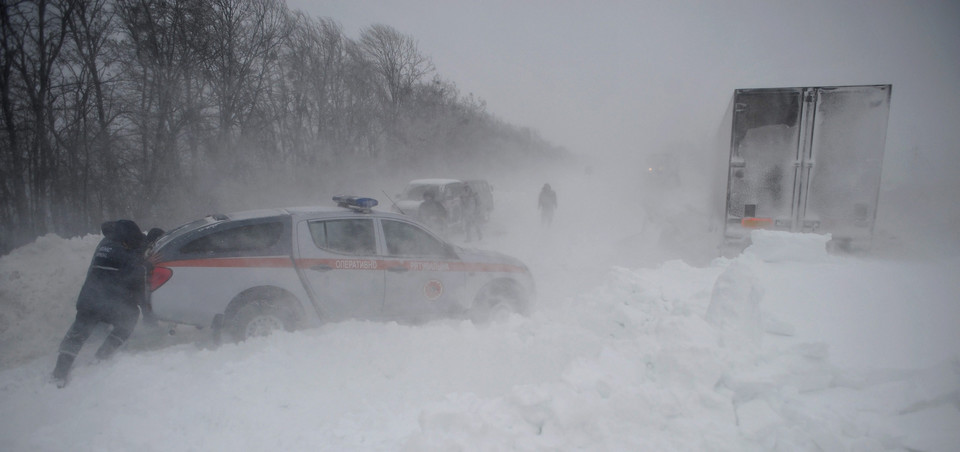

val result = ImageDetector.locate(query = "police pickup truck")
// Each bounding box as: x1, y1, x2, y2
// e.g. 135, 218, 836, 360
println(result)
146, 196, 533, 340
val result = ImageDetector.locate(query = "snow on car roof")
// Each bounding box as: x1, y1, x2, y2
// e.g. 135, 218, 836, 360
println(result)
281, 205, 350, 216
408, 178, 463, 185
284, 204, 411, 220
159, 203, 401, 247
222, 205, 356, 221
175, 199, 390, 227
223, 208, 292, 220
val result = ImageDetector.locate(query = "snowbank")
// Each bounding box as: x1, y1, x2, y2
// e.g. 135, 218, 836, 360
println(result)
744, 230, 833, 263
0, 234, 101, 369
1, 229, 959, 451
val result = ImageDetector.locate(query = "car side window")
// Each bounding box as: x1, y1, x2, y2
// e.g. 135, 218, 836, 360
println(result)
445, 183, 462, 200
382, 220, 449, 258
180, 222, 283, 256
308, 219, 376, 255
454, 183, 466, 198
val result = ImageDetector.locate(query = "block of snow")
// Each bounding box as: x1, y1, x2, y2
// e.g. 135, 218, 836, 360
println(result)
744, 230, 831, 263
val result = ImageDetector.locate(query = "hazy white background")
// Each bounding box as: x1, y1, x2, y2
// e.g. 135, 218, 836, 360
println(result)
291, 1, 958, 158
2, 180, 959, 451
289, 0, 960, 255
1, 2, 959, 450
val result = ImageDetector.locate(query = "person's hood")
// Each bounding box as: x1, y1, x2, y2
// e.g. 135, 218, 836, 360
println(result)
113, 219, 145, 247
146, 228, 165, 244
101, 221, 118, 240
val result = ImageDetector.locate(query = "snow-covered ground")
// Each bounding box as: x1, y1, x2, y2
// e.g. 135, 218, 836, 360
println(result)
1, 166, 959, 451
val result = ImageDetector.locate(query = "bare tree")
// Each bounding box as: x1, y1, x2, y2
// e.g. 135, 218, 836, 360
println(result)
115, 0, 208, 218
203, 0, 289, 173
273, 13, 369, 166
1, 0, 76, 243
57, 0, 123, 229
0, 1, 564, 254
358, 24, 433, 108
0, 1, 27, 250
356, 24, 434, 160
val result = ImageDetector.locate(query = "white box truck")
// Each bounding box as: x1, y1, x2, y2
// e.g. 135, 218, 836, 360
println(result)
722, 85, 892, 254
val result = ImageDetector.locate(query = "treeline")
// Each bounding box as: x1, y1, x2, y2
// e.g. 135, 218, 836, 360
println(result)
0, 0, 562, 254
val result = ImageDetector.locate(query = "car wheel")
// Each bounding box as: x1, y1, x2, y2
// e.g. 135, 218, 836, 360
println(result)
471, 281, 526, 323
231, 298, 297, 341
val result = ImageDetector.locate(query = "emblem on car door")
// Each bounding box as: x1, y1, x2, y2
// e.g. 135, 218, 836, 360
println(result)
423, 279, 444, 300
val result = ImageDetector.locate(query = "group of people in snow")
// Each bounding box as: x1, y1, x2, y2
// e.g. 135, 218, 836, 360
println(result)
51, 220, 163, 387
417, 185, 485, 241
420, 182, 558, 241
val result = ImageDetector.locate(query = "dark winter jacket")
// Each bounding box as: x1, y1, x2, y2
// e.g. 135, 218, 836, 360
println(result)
419, 199, 447, 223
75, 220, 147, 314
538, 186, 557, 212
460, 191, 481, 221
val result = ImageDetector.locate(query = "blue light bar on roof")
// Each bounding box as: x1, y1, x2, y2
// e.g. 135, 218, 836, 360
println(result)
333, 196, 378, 210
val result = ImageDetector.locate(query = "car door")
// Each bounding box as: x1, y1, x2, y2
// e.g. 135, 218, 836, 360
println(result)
296, 217, 385, 321
379, 218, 466, 320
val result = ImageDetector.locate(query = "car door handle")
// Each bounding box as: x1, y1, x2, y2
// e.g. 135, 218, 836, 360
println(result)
310, 264, 333, 272
387, 266, 408, 273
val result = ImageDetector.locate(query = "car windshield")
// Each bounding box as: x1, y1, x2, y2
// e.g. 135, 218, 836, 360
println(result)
152, 216, 219, 250
403, 184, 437, 200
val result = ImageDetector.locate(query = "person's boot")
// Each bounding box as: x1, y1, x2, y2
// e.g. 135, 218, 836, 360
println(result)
51, 353, 75, 388
94, 334, 124, 361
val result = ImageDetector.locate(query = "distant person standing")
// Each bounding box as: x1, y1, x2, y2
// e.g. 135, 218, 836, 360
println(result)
538, 183, 557, 227
51, 220, 148, 387
460, 185, 483, 242
419, 189, 448, 234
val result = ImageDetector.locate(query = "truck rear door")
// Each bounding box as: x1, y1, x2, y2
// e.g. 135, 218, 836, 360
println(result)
724, 85, 891, 252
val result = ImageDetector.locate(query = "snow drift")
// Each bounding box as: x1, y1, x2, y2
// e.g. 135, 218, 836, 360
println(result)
2, 226, 959, 451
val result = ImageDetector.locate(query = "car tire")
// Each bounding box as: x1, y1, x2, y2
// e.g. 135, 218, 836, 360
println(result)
470, 281, 526, 324
230, 297, 297, 341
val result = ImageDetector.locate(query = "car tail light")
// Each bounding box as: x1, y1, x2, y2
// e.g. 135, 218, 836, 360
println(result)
149, 267, 173, 291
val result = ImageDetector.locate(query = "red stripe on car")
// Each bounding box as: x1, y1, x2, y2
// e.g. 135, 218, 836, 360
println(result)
156, 257, 526, 274
158, 257, 295, 268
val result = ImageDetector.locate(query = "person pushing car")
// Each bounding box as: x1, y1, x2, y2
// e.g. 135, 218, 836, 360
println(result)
51, 219, 149, 387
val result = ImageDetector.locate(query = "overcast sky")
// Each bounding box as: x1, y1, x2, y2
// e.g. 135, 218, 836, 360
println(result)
287, 0, 959, 182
